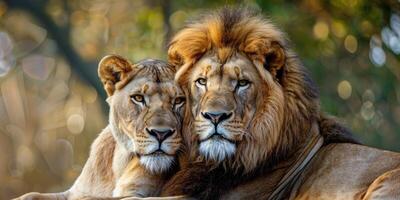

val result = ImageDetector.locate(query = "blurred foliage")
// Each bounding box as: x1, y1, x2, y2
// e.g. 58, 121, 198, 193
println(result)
0, 0, 399, 199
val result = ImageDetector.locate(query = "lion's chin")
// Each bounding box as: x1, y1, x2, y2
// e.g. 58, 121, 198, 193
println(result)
199, 138, 236, 163
140, 154, 175, 174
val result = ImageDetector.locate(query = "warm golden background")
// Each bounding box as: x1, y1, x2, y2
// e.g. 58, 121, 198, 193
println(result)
0, 0, 399, 199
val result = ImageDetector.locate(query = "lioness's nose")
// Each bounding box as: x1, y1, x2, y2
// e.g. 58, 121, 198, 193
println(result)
147, 128, 175, 142
202, 111, 232, 124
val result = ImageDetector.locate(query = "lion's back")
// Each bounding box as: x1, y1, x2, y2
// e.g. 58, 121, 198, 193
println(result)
293, 143, 400, 199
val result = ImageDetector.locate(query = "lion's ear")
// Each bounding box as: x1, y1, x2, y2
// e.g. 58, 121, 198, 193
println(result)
263, 42, 285, 79
245, 41, 286, 81
168, 46, 184, 67
98, 55, 133, 96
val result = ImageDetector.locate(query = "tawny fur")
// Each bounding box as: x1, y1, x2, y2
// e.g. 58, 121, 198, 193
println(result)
162, 8, 400, 200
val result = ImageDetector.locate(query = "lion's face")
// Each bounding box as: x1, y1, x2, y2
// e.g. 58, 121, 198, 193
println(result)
99, 56, 185, 173
188, 53, 264, 162
168, 8, 321, 172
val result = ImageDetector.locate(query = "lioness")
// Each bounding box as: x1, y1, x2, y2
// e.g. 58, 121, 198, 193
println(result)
160, 8, 400, 200
15, 55, 186, 200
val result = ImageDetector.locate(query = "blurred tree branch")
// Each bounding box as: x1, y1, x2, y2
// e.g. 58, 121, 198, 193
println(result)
161, 0, 172, 48
3, 0, 108, 111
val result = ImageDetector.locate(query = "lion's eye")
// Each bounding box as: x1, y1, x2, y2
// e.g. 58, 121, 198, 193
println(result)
174, 97, 186, 106
131, 94, 145, 103
238, 79, 250, 87
195, 78, 207, 86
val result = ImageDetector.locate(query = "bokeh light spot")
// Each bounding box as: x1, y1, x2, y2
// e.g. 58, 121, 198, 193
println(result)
54, 139, 74, 172
337, 80, 352, 100
361, 101, 375, 120
22, 55, 55, 80
381, 26, 400, 54
67, 114, 85, 134
332, 21, 346, 38
84, 86, 98, 103
362, 89, 375, 102
344, 35, 358, 53
390, 14, 400, 36
369, 46, 386, 67
0, 32, 15, 76
313, 20, 329, 40
16, 145, 35, 173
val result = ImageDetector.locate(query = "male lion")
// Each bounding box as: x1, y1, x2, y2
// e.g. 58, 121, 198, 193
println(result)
161, 8, 400, 200
15, 55, 186, 200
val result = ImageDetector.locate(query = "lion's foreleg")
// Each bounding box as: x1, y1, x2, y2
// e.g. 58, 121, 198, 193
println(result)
360, 168, 400, 200
120, 196, 193, 200
12, 191, 69, 200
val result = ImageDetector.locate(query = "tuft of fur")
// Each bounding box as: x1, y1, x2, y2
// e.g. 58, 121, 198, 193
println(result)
139, 155, 176, 174
199, 138, 236, 163
318, 114, 360, 144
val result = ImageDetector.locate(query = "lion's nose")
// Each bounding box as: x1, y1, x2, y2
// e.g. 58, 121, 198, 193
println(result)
201, 111, 232, 124
147, 128, 175, 142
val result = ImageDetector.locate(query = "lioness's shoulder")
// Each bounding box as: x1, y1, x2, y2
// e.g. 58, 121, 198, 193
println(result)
69, 126, 117, 197
90, 126, 115, 157
89, 126, 116, 182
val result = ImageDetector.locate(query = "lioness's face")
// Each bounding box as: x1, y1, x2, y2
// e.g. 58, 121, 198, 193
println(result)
105, 59, 185, 173
188, 53, 260, 162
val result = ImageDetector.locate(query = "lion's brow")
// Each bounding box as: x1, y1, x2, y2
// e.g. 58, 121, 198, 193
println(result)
142, 84, 149, 93
234, 66, 241, 78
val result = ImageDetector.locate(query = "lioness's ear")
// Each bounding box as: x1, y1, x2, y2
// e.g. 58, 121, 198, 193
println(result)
98, 55, 133, 96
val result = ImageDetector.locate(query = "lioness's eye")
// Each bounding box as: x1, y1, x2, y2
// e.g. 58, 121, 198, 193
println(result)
174, 97, 186, 106
195, 78, 207, 86
131, 94, 145, 103
238, 79, 250, 87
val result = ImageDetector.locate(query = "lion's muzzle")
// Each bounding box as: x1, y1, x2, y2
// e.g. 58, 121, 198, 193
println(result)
201, 111, 233, 125
147, 127, 175, 143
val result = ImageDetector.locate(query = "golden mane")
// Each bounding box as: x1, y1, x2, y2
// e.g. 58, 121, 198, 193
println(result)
169, 8, 286, 80
168, 8, 357, 174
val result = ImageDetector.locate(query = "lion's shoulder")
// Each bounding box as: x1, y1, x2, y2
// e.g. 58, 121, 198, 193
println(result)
294, 143, 400, 199
317, 143, 400, 165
